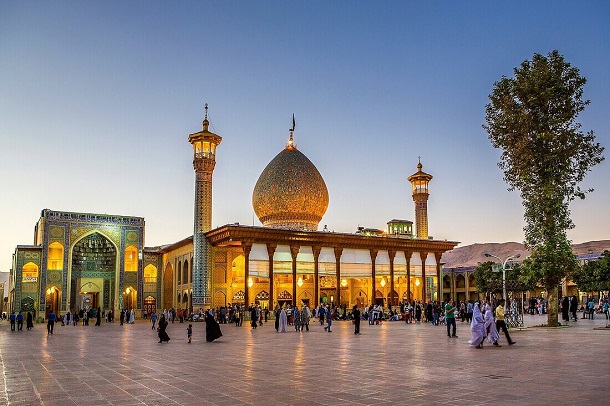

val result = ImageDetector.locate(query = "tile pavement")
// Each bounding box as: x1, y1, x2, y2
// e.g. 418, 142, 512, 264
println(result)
0, 313, 608, 405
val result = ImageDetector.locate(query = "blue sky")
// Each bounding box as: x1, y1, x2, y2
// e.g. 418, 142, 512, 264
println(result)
1, 1, 609, 275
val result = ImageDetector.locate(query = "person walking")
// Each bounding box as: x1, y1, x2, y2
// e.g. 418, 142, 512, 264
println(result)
352, 305, 361, 335
495, 299, 516, 345
47, 310, 56, 335
293, 306, 302, 332
17, 311, 24, 331
466, 301, 474, 323
151, 312, 158, 330
250, 306, 258, 329
570, 295, 578, 322
205, 310, 223, 342
561, 296, 570, 323
278, 308, 288, 332
484, 303, 501, 346
158, 314, 170, 343
468, 302, 486, 348
301, 304, 310, 332
445, 299, 458, 338
324, 305, 332, 332
9, 311, 16, 331
95, 307, 101, 326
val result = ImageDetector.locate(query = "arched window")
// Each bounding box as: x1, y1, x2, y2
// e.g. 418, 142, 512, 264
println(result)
124, 246, 138, 271
144, 264, 157, 283
183, 260, 189, 285
47, 242, 64, 270
177, 261, 182, 284
22, 262, 39, 283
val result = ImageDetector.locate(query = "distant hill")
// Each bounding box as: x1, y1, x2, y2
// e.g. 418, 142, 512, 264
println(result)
441, 240, 610, 268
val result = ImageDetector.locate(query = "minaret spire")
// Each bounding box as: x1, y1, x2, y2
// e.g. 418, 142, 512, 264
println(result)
286, 113, 297, 150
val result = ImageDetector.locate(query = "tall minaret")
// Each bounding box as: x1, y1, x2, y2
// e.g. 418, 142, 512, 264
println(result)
407, 159, 433, 239
188, 104, 222, 307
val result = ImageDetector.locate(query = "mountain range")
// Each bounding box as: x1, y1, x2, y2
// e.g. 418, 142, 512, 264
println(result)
441, 240, 610, 268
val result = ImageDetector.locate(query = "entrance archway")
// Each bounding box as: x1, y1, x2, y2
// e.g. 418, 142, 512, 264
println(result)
71, 232, 117, 312
45, 286, 61, 317
144, 296, 156, 315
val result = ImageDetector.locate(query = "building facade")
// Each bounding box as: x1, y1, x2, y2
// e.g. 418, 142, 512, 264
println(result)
9, 112, 459, 318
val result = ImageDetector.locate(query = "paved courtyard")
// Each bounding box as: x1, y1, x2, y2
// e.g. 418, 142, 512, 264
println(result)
1, 313, 608, 405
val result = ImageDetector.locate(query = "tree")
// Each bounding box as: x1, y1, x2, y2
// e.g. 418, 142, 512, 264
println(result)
473, 261, 537, 295
484, 50, 605, 326
571, 251, 610, 293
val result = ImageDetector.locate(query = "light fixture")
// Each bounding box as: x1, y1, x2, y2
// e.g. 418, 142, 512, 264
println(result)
380, 277, 386, 287
341, 278, 348, 287
126, 287, 130, 294
415, 278, 420, 287
248, 277, 253, 288
297, 277, 303, 287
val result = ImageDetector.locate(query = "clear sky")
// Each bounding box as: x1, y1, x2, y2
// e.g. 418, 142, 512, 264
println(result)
1, 1, 609, 274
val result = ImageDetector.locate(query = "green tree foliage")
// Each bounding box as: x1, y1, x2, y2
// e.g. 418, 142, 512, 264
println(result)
571, 251, 610, 292
484, 50, 605, 326
473, 261, 536, 294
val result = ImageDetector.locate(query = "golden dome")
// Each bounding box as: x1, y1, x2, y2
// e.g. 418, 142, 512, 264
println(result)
252, 142, 329, 231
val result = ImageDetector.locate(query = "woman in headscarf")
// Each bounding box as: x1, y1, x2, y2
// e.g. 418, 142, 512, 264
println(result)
205, 309, 223, 342
274, 305, 280, 331
484, 303, 501, 346
26, 311, 34, 330
158, 314, 170, 343
293, 306, 302, 332
468, 302, 486, 349
278, 307, 288, 333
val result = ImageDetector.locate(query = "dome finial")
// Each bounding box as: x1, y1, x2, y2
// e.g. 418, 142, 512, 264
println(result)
417, 156, 422, 171
286, 113, 296, 150
202, 103, 210, 130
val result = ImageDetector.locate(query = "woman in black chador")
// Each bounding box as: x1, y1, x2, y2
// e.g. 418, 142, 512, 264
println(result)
158, 314, 170, 343
26, 311, 34, 330
561, 296, 570, 323
205, 310, 223, 342
95, 307, 102, 326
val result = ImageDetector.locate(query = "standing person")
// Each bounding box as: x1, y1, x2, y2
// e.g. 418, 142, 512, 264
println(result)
460, 301, 466, 322
319, 305, 325, 325
415, 302, 422, 323
205, 309, 223, 342
187, 324, 193, 343
129, 309, 135, 324
301, 304, 310, 332
17, 311, 24, 331
10, 312, 16, 331
352, 305, 361, 335
570, 295, 578, 322
445, 299, 458, 338
587, 298, 595, 320
95, 307, 101, 326
151, 312, 158, 330
47, 310, 56, 335
26, 311, 34, 330
250, 306, 258, 329
484, 303, 501, 346
495, 299, 516, 345
468, 302, 486, 349
264, 307, 269, 323
293, 306, 302, 332
278, 307, 288, 333
466, 301, 474, 323
324, 305, 332, 332
234, 306, 241, 327
158, 315, 170, 343
119, 310, 125, 325
274, 306, 280, 331
561, 296, 570, 323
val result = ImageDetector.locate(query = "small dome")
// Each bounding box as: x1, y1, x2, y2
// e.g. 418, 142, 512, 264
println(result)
252, 145, 329, 231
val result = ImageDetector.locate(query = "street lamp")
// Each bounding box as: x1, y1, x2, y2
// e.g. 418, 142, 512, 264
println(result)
484, 253, 521, 301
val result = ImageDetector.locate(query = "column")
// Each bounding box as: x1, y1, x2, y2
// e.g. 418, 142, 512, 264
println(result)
435, 252, 443, 301
388, 250, 396, 307
370, 249, 378, 305
267, 244, 276, 310
420, 252, 427, 302
334, 247, 342, 307
405, 250, 412, 302
243, 243, 252, 308
313, 246, 321, 307
290, 245, 299, 308
464, 271, 470, 302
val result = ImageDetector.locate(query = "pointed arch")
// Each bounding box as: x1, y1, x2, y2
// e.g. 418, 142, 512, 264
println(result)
163, 262, 174, 310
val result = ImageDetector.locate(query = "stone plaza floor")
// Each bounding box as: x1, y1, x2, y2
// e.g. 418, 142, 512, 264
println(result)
0, 313, 608, 405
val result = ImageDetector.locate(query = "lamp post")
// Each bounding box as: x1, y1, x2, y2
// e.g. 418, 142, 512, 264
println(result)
484, 253, 521, 301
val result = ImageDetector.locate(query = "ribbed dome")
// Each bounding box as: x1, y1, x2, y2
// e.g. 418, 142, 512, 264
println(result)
252, 145, 329, 231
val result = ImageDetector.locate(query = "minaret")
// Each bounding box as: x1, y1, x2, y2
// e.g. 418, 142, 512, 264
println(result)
188, 104, 222, 307
408, 159, 433, 239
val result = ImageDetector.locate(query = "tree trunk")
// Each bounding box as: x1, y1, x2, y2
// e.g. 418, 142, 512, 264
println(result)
546, 285, 560, 327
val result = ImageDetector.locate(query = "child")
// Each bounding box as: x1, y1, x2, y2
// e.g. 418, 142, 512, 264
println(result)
187, 324, 193, 343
